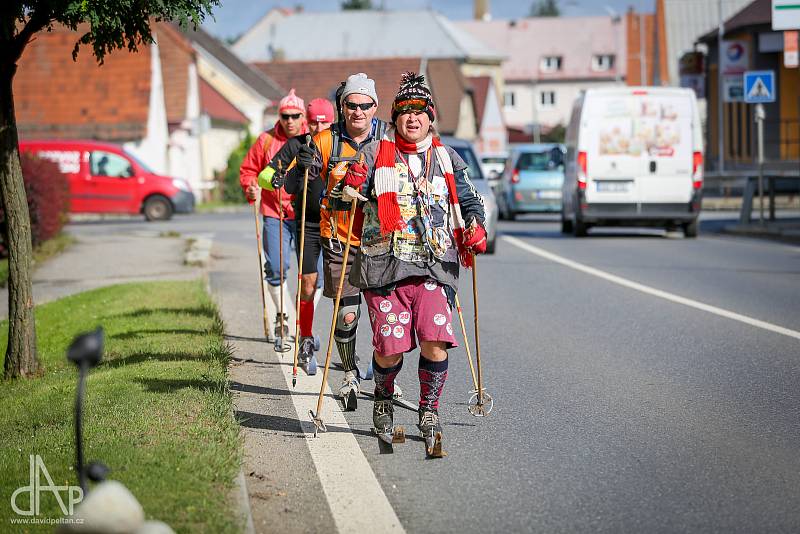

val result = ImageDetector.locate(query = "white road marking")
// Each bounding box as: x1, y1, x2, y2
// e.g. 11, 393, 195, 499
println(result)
277, 352, 405, 533
503, 235, 800, 341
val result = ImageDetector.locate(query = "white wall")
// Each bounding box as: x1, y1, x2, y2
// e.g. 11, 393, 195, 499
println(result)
503, 79, 622, 129
196, 49, 270, 135
201, 123, 245, 183
124, 39, 169, 174
166, 63, 205, 194
475, 81, 507, 156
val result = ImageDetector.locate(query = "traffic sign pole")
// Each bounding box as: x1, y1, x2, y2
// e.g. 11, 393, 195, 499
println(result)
755, 103, 765, 226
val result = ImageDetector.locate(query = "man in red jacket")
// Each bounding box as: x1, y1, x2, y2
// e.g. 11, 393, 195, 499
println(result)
240, 89, 309, 340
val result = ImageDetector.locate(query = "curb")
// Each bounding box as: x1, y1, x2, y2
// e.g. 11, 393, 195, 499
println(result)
184, 236, 213, 267
721, 224, 800, 243
235, 469, 256, 534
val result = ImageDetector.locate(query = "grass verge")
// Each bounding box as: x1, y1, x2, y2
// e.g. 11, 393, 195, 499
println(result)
0, 233, 75, 288
0, 280, 242, 533
195, 201, 246, 214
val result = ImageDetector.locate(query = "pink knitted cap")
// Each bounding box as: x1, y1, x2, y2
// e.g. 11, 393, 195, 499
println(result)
278, 89, 305, 114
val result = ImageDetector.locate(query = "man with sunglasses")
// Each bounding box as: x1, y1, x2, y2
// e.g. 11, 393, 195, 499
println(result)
340, 72, 487, 456
241, 88, 308, 341
289, 72, 398, 411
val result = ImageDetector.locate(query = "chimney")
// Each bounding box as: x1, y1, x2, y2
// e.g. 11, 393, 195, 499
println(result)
474, 0, 490, 21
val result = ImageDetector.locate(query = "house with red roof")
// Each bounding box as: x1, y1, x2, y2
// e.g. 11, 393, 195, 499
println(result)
14, 22, 283, 198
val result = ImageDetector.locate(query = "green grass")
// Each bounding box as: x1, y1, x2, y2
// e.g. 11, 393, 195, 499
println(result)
0, 233, 75, 288
195, 200, 246, 213
0, 281, 242, 533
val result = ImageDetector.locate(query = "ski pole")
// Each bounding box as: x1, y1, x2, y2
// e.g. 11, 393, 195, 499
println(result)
454, 294, 479, 394
310, 200, 358, 436
292, 136, 312, 387
468, 253, 493, 416
252, 197, 269, 339
275, 173, 289, 353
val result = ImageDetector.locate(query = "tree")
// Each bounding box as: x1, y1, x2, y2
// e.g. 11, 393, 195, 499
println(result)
530, 0, 560, 17
0, 1, 219, 379
341, 0, 373, 10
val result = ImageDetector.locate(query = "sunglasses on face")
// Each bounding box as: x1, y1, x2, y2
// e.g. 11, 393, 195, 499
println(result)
393, 98, 429, 113
280, 113, 302, 120
344, 101, 376, 111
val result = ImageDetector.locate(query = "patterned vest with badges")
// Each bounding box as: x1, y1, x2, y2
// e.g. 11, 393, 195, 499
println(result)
360, 150, 458, 265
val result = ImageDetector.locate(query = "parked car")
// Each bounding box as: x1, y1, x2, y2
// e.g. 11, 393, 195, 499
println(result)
440, 136, 499, 254
19, 139, 195, 221
561, 87, 704, 237
479, 153, 508, 182
499, 143, 566, 220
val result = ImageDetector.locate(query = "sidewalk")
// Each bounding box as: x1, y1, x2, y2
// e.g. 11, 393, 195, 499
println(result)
0, 227, 202, 319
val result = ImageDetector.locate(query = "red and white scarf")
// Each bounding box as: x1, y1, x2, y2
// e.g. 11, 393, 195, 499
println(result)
374, 127, 472, 267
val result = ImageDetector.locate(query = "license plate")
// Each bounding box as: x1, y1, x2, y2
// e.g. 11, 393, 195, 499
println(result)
596, 181, 632, 193
534, 190, 561, 200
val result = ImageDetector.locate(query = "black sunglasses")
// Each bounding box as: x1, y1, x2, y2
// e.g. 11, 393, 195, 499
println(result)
344, 101, 375, 111
280, 113, 302, 120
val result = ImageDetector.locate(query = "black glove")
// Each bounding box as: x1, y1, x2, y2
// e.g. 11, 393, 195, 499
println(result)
296, 144, 322, 179
271, 169, 286, 189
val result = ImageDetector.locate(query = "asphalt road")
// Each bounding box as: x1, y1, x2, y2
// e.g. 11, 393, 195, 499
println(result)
67, 210, 800, 533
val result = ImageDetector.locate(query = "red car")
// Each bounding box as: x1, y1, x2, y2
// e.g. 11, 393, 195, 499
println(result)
19, 140, 194, 221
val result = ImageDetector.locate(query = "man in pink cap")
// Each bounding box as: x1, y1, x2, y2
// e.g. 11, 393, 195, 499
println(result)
240, 88, 309, 340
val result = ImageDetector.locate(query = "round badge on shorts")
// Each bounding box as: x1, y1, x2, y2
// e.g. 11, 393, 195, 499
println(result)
386, 313, 397, 324
399, 311, 411, 325
393, 325, 404, 339
379, 300, 392, 313
446, 323, 453, 335
424, 280, 437, 291
433, 313, 446, 326
380, 324, 391, 337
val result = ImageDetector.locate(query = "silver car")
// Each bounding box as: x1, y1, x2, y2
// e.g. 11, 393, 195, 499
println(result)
440, 136, 499, 254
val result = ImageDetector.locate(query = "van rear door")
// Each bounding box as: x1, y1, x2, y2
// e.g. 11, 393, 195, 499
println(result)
582, 90, 694, 205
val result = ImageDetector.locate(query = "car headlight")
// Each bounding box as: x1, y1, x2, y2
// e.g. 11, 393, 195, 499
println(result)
172, 179, 191, 192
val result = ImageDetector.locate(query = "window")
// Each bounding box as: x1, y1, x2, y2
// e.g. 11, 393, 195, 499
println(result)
90, 151, 132, 178
540, 56, 562, 73
503, 90, 516, 108
540, 91, 556, 108
592, 54, 615, 72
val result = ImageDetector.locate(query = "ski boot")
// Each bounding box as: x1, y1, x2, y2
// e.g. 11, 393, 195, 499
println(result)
373, 394, 405, 446
298, 336, 317, 376
338, 370, 360, 411
418, 407, 446, 458
273, 313, 289, 352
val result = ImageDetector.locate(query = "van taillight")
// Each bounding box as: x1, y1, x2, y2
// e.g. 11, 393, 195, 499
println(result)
577, 151, 588, 190
692, 151, 703, 189
511, 169, 520, 184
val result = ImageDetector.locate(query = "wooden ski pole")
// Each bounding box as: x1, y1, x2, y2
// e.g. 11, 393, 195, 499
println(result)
252, 199, 269, 339
310, 200, 358, 435
454, 294, 479, 393
292, 137, 312, 387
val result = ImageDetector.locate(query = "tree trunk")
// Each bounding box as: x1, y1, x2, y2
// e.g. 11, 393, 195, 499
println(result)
0, 64, 39, 379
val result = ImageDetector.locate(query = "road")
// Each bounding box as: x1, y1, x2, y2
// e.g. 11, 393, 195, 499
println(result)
67, 211, 800, 533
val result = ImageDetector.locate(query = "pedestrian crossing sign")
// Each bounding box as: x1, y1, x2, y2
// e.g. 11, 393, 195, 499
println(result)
744, 71, 776, 103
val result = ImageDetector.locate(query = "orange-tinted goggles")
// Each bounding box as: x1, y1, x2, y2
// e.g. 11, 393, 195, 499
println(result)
393, 98, 430, 113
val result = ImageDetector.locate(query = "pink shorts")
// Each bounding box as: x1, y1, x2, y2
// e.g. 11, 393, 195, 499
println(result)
364, 277, 458, 355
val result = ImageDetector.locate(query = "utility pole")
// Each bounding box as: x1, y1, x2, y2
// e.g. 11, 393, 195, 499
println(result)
717, 0, 725, 172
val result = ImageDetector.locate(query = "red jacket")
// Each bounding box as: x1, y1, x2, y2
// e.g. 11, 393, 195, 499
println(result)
240, 122, 307, 219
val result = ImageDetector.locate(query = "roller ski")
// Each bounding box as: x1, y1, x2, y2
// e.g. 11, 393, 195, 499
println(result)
338, 370, 360, 411
418, 407, 446, 458
297, 336, 318, 375
360, 387, 416, 412
373, 395, 405, 448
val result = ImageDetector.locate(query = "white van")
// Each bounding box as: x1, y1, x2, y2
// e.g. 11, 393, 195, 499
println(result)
561, 87, 704, 237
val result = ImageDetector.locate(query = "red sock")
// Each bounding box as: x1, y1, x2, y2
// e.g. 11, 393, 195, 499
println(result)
299, 299, 314, 337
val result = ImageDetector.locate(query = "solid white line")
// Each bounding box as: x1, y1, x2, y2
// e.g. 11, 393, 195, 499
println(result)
276, 348, 405, 533
503, 235, 800, 341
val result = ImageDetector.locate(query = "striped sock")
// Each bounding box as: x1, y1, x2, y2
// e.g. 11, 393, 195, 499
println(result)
418, 355, 448, 411
373, 355, 403, 398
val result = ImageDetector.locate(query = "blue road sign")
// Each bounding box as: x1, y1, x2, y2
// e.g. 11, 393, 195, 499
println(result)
744, 70, 776, 103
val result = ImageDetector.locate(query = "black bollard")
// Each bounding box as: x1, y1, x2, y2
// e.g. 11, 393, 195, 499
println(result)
67, 328, 109, 494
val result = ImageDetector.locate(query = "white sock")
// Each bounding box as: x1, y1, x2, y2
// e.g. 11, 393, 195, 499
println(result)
267, 283, 281, 310
313, 288, 322, 310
